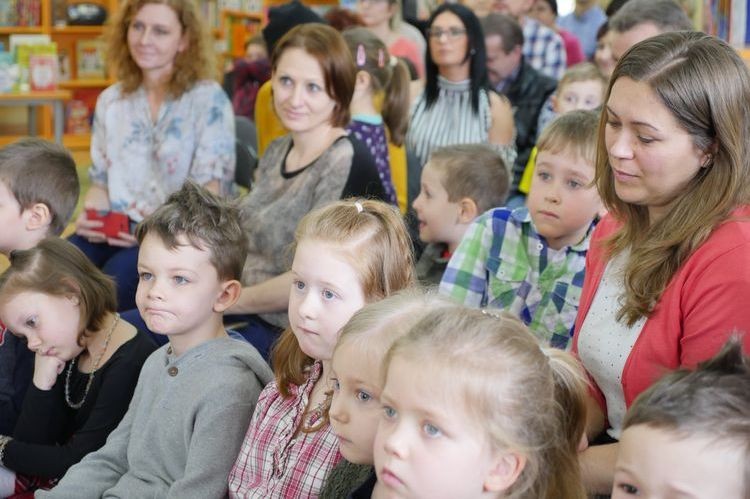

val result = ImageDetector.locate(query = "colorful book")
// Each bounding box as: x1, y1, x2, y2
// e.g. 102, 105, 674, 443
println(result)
76, 39, 106, 79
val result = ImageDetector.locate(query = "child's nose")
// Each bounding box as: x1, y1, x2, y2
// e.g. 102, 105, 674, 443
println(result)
329, 396, 349, 424
382, 423, 409, 459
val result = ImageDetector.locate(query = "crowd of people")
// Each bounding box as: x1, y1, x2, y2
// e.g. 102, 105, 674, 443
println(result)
0, 0, 748, 497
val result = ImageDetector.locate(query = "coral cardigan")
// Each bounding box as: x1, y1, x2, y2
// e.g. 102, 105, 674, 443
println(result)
572, 208, 750, 417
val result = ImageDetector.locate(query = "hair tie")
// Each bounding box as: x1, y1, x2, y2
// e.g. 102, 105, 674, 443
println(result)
354, 201, 364, 213
356, 44, 367, 67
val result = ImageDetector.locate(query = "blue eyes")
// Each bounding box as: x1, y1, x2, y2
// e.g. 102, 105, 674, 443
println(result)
139, 272, 153, 281
356, 390, 372, 402
173, 275, 189, 285
138, 272, 189, 284
383, 405, 397, 419
423, 423, 442, 438
294, 280, 305, 291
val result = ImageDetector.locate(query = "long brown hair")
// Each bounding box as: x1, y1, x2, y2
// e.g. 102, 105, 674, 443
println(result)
595, 32, 750, 326
106, 0, 215, 96
385, 308, 588, 499
271, 199, 415, 398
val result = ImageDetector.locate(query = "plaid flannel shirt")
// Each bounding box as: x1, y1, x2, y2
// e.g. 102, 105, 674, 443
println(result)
522, 18, 566, 80
439, 207, 593, 349
228, 361, 342, 498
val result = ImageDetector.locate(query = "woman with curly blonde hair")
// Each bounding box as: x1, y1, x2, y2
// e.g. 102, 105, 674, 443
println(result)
70, 0, 235, 311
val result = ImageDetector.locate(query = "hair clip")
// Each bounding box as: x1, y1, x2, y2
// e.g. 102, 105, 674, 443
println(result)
354, 201, 364, 213
377, 48, 385, 68
480, 308, 502, 319
356, 44, 367, 67
390, 55, 398, 67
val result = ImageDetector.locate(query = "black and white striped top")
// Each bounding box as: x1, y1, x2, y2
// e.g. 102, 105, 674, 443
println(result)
406, 76, 516, 169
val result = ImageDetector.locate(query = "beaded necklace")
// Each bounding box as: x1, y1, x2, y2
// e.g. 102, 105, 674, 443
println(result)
64, 313, 120, 410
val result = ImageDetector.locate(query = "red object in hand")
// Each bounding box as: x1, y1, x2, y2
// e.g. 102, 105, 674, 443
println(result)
85, 209, 131, 239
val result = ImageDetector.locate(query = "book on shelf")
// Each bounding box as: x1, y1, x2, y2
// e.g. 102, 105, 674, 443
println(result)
76, 39, 106, 79
29, 52, 57, 90
13, 38, 55, 90
0, 0, 41, 26
57, 47, 71, 82
65, 87, 99, 134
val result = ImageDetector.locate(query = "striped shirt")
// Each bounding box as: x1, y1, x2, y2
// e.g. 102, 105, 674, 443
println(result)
439, 207, 593, 349
406, 76, 517, 169
228, 362, 342, 498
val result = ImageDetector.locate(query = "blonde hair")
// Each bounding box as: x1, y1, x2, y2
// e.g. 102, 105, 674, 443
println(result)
595, 31, 750, 326
106, 0, 215, 96
556, 62, 606, 96
537, 109, 600, 167
271, 199, 416, 401
385, 308, 588, 499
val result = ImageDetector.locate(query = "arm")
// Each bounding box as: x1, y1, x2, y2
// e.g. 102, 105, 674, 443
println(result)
230, 271, 294, 315
488, 92, 516, 146
439, 214, 493, 307
187, 84, 236, 197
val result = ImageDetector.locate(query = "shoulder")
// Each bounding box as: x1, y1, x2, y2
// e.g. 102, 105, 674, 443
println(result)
97, 82, 126, 106
689, 206, 750, 261
488, 91, 513, 118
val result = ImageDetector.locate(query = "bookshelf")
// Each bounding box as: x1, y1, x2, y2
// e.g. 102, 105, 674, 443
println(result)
0, 0, 116, 150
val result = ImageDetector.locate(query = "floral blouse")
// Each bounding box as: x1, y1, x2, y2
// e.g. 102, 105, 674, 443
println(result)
90, 80, 235, 221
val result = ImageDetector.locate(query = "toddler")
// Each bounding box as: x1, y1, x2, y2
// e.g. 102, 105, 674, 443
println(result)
228, 199, 415, 498
413, 143, 509, 286
372, 307, 588, 499
441, 110, 602, 349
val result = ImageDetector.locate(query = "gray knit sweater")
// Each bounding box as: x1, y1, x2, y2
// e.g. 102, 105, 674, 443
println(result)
38, 337, 274, 499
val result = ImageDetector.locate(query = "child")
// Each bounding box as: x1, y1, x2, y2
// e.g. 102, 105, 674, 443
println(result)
440, 110, 603, 349
39, 181, 274, 498
518, 62, 607, 196
343, 27, 411, 209
228, 199, 415, 498
372, 307, 588, 499
612, 339, 749, 499
321, 290, 455, 498
412, 143, 510, 286
0, 238, 155, 497
0, 138, 80, 435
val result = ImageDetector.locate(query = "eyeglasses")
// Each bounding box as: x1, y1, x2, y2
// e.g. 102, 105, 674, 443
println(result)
427, 27, 467, 39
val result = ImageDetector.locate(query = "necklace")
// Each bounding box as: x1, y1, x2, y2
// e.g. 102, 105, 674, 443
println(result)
64, 313, 120, 410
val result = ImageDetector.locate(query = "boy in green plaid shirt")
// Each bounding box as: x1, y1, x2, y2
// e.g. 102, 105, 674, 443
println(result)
440, 110, 603, 349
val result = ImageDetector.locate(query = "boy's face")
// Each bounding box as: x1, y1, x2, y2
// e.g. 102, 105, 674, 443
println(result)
372, 357, 511, 499
553, 79, 605, 114
329, 340, 383, 464
526, 148, 601, 250
0, 180, 31, 255
136, 233, 228, 341
613, 424, 745, 499
412, 164, 466, 251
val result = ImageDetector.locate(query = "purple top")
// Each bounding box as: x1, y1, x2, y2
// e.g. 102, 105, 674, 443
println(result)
347, 118, 397, 205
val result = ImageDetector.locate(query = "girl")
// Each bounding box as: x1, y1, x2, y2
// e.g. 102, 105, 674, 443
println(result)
343, 27, 411, 209
227, 199, 415, 498
574, 32, 750, 493
373, 307, 588, 499
230, 24, 387, 360
0, 238, 156, 496
322, 290, 454, 498
71, 0, 235, 311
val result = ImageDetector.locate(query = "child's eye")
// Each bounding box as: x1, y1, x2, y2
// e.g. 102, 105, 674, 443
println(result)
616, 483, 639, 495
383, 405, 397, 419
293, 280, 305, 291
139, 272, 153, 281
278, 76, 292, 86
356, 390, 372, 402
567, 180, 582, 189
537, 171, 551, 181
606, 120, 621, 129
422, 422, 442, 438
331, 378, 340, 391
173, 275, 189, 285
322, 289, 337, 300
24, 317, 37, 328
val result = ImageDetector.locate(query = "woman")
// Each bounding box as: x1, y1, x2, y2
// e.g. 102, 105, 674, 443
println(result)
0, 239, 155, 496
230, 24, 386, 360
593, 22, 615, 80
406, 3, 516, 169
71, 0, 235, 311
357, 0, 425, 79
573, 31, 750, 493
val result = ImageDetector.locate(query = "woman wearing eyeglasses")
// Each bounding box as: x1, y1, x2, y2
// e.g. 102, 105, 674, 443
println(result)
406, 3, 516, 169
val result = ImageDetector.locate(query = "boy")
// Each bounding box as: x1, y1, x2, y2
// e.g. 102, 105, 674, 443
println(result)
412, 144, 510, 286
613, 339, 749, 499
40, 181, 274, 498
0, 138, 80, 434
440, 110, 602, 349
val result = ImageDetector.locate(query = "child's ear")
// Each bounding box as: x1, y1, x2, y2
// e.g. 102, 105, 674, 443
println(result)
457, 197, 479, 224
23, 203, 52, 232
484, 452, 526, 493
213, 279, 242, 313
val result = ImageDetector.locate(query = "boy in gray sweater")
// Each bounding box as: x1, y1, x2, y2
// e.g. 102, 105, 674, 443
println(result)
39, 181, 274, 499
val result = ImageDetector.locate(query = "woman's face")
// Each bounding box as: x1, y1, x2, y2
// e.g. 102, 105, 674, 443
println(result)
357, 0, 394, 29
429, 11, 470, 72
127, 3, 187, 78
604, 77, 708, 224
594, 31, 616, 79
272, 47, 338, 135
0, 291, 84, 361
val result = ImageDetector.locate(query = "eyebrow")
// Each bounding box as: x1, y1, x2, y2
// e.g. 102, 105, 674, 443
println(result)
606, 106, 659, 131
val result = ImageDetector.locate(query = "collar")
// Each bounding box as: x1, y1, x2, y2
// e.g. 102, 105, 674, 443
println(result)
511, 206, 595, 253
495, 64, 522, 94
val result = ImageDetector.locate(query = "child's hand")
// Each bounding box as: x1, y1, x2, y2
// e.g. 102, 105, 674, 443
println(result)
107, 231, 138, 248
76, 184, 110, 243
32, 353, 66, 391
